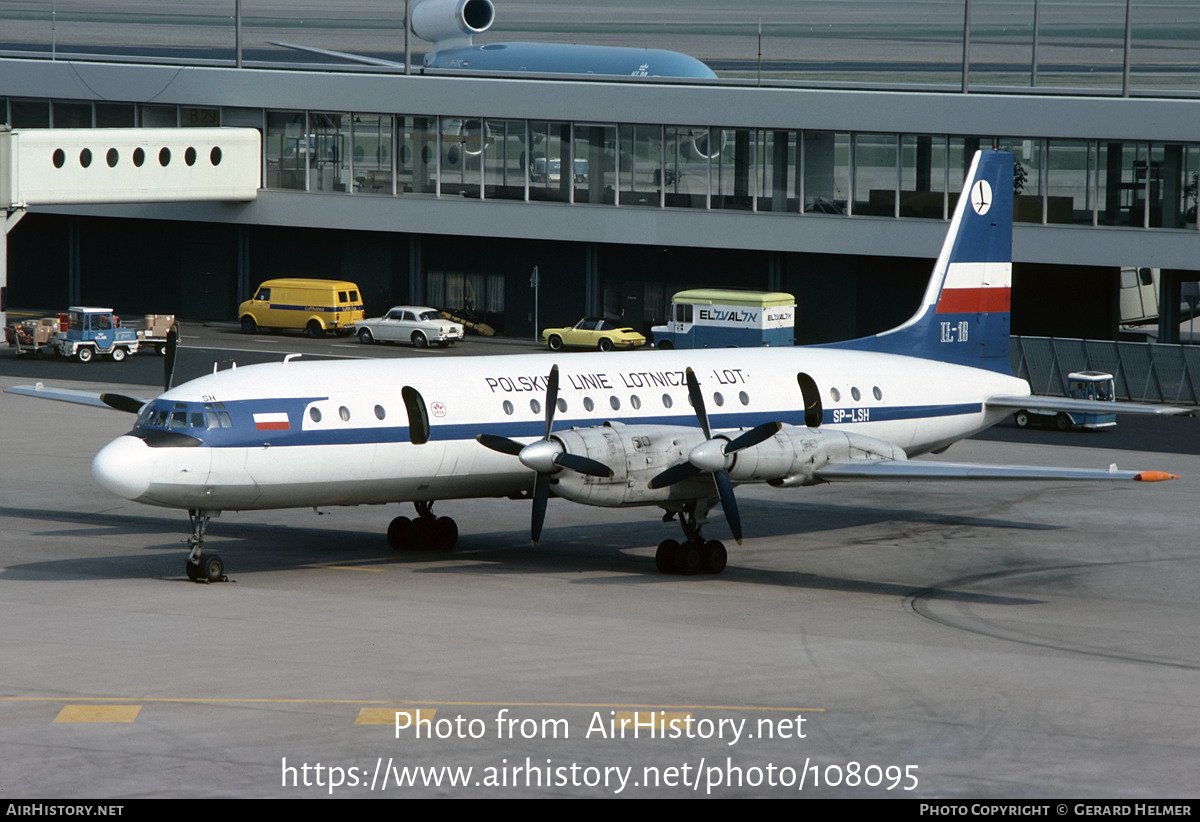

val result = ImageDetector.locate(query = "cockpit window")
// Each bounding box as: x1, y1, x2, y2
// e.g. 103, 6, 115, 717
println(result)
136, 401, 234, 431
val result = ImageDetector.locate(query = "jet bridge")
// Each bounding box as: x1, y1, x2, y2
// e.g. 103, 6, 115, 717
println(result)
1, 127, 261, 326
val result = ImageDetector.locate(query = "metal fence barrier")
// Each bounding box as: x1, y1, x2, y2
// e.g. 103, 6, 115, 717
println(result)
1011, 336, 1200, 405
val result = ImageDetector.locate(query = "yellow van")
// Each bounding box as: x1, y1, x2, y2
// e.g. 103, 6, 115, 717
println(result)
238, 278, 365, 337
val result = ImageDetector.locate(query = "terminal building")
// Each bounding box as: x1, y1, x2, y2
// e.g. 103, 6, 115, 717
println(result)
2, 54, 1198, 343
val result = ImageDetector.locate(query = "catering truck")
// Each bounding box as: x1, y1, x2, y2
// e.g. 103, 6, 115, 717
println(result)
650, 289, 795, 349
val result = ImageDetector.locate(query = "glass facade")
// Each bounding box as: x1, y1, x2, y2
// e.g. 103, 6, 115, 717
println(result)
3, 96, 1198, 233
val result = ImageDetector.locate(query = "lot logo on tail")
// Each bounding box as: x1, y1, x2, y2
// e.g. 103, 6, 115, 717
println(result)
970, 179, 992, 215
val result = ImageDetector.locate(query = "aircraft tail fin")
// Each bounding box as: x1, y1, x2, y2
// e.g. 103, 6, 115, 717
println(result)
824, 149, 1014, 373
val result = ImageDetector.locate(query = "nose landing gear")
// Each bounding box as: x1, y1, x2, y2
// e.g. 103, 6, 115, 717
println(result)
184, 509, 227, 583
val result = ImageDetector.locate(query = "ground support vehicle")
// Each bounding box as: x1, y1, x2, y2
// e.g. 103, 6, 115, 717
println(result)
237, 278, 365, 338
1013, 371, 1118, 431
5, 317, 60, 356
651, 289, 795, 349
55, 307, 140, 362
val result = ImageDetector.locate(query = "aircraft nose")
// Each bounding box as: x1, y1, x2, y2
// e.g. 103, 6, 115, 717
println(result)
92, 436, 152, 501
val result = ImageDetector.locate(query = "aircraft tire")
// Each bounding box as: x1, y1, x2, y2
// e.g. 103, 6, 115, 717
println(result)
387, 516, 411, 550
185, 559, 200, 581
677, 541, 703, 576
432, 517, 458, 551
408, 516, 434, 549
701, 540, 727, 574
201, 553, 225, 583
655, 539, 680, 574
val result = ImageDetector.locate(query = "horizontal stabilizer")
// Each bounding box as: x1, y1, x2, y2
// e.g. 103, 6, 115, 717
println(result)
816, 460, 1177, 483
986, 395, 1194, 417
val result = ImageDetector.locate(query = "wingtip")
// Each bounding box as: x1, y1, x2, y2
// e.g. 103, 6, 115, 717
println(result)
1134, 471, 1180, 482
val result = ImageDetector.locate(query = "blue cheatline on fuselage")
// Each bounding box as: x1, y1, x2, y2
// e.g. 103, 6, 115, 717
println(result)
131, 395, 987, 450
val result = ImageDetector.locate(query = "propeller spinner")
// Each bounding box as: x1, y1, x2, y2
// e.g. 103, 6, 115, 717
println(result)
476, 364, 613, 545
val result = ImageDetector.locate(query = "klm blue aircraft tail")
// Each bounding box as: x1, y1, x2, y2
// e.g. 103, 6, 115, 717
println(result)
825, 150, 1014, 373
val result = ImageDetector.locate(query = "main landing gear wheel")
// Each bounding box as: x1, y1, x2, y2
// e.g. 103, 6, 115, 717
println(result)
655, 538, 727, 576
387, 506, 458, 552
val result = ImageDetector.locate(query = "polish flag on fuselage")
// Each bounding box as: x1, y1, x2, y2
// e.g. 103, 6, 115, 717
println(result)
253, 412, 290, 431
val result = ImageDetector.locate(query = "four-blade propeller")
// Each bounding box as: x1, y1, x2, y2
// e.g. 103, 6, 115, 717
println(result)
647, 367, 780, 544
476, 365, 613, 545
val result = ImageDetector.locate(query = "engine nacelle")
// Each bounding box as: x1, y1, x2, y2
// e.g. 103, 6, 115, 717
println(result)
551, 424, 709, 508
760, 428, 906, 488
412, 0, 495, 48
546, 423, 906, 508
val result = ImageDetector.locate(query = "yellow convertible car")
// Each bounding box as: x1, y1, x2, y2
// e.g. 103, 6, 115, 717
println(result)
542, 318, 647, 351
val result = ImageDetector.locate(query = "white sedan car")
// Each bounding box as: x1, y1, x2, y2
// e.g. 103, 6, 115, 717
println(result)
355, 306, 464, 348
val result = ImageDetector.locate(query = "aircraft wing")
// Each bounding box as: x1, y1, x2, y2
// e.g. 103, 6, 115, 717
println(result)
986, 394, 1193, 417
815, 460, 1177, 483
270, 42, 406, 69
5, 382, 147, 411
